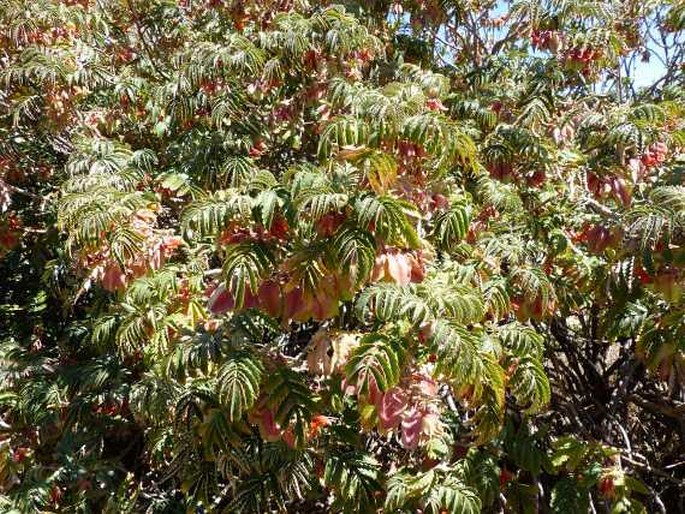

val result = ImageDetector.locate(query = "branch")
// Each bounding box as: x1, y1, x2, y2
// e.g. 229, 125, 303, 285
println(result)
125, 0, 165, 76
628, 394, 685, 420
622, 455, 685, 486
4, 182, 44, 202
583, 197, 619, 219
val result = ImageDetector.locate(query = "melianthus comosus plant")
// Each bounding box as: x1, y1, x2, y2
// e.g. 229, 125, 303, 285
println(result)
0, 0, 683, 512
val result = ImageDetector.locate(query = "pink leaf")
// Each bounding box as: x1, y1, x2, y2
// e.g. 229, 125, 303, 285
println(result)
371, 254, 387, 282
400, 407, 422, 449
379, 388, 408, 432
101, 263, 127, 292
385, 252, 412, 285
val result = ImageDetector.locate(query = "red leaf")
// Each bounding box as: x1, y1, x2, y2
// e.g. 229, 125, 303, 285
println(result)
258, 279, 283, 317
102, 263, 127, 292
207, 283, 235, 314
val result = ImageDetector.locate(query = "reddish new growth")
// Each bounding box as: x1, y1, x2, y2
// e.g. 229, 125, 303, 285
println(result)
531, 30, 562, 53
371, 248, 426, 286
80, 208, 184, 292
363, 372, 444, 449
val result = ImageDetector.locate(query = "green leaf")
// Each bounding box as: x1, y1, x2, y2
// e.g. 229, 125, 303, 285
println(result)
498, 323, 544, 360
216, 352, 263, 422
262, 367, 317, 448
432, 201, 472, 250
422, 476, 482, 514
198, 408, 243, 458
254, 189, 281, 228
385, 470, 436, 511
324, 451, 381, 514
508, 356, 551, 413
222, 241, 274, 308
550, 478, 589, 514
331, 225, 377, 285
356, 283, 432, 326
346, 333, 407, 394
354, 194, 421, 248
182, 190, 253, 239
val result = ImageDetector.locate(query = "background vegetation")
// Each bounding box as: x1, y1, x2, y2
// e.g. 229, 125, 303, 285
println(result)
0, 0, 683, 512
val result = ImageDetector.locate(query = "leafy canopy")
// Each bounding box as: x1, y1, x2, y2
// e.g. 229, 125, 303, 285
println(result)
0, 0, 683, 512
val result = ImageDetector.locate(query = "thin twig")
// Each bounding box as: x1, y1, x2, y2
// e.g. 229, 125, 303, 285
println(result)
5, 182, 43, 201
622, 455, 685, 486
125, 0, 165, 76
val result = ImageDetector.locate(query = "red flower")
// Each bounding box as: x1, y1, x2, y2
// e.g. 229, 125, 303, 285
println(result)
430, 193, 449, 211
409, 252, 426, 283
249, 139, 267, 158
366, 375, 383, 407
12, 447, 28, 463
610, 177, 632, 208
282, 425, 296, 448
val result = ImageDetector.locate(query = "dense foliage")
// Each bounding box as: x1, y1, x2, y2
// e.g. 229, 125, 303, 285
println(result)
1, 0, 684, 512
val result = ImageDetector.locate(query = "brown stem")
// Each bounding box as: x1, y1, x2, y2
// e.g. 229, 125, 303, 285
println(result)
125, 0, 163, 75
